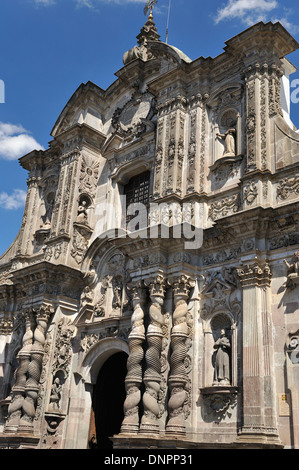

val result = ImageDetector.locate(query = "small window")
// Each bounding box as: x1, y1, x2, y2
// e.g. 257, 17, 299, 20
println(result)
124, 171, 150, 209
124, 171, 150, 227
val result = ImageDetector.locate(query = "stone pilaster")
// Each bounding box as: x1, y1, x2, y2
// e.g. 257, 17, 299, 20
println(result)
236, 260, 281, 446
51, 148, 80, 238
140, 273, 166, 435
186, 94, 203, 195
166, 275, 193, 436
244, 62, 283, 173
121, 281, 147, 434
286, 331, 299, 448
154, 95, 187, 199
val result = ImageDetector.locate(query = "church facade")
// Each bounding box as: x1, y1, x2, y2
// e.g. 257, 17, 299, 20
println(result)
0, 12, 299, 449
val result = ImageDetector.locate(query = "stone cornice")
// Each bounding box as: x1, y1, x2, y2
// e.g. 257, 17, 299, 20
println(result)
224, 21, 299, 60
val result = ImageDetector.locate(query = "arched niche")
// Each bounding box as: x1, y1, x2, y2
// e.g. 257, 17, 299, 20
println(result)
207, 83, 244, 166
203, 310, 237, 388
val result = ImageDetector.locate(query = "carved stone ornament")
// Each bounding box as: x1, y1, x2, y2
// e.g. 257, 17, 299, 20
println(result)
52, 318, 76, 379
209, 194, 240, 221
79, 155, 100, 199
286, 331, 299, 365
112, 91, 156, 142
71, 223, 92, 264
283, 252, 299, 289
243, 181, 258, 204
80, 326, 130, 353
277, 175, 299, 201
200, 386, 238, 422
201, 268, 240, 324
237, 260, 271, 287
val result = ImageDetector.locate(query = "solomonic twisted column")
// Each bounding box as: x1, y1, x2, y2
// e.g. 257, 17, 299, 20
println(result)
140, 273, 166, 434
19, 304, 53, 433
121, 281, 147, 434
166, 275, 193, 436
5, 311, 34, 433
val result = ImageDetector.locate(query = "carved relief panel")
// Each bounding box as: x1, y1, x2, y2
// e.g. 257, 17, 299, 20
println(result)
79, 250, 132, 323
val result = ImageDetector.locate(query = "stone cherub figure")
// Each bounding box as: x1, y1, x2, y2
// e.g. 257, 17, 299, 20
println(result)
213, 329, 231, 385
216, 128, 236, 157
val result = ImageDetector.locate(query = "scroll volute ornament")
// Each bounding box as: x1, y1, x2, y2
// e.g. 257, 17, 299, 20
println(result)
286, 330, 299, 364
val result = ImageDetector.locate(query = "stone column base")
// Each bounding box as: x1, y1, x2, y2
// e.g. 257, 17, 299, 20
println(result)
112, 433, 284, 449
236, 427, 283, 449
0, 433, 40, 449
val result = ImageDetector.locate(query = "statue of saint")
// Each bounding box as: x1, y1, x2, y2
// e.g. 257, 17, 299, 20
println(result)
216, 128, 236, 157
213, 329, 231, 385
76, 200, 88, 223
49, 377, 62, 410
284, 252, 299, 276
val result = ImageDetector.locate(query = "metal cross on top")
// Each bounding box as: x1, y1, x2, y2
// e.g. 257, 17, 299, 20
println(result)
144, 0, 158, 16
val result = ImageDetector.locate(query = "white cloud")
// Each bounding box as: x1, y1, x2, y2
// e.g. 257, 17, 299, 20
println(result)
0, 122, 44, 161
215, 0, 278, 24
271, 16, 299, 34
0, 189, 27, 210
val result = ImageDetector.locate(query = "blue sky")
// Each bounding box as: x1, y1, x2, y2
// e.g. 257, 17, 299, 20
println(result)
0, 0, 299, 256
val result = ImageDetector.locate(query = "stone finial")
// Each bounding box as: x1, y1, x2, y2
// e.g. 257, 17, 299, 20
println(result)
123, 3, 160, 65
137, 10, 160, 47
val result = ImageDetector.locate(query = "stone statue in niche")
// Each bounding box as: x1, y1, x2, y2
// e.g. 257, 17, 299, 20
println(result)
49, 377, 62, 410
284, 252, 299, 288
213, 329, 231, 385
41, 192, 55, 228
76, 200, 88, 224
216, 128, 236, 157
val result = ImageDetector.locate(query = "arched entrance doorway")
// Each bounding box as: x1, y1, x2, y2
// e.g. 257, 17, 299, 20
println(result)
91, 351, 128, 449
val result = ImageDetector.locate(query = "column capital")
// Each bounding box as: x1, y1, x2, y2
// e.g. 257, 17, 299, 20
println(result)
169, 274, 195, 300
237, 260, 271, 287
145, 272, 166, 299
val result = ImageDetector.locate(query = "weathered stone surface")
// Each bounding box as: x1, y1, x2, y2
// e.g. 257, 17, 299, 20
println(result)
0, 11, 298, 449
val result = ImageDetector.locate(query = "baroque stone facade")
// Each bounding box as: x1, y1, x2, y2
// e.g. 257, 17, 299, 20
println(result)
0, 12, 299, 449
